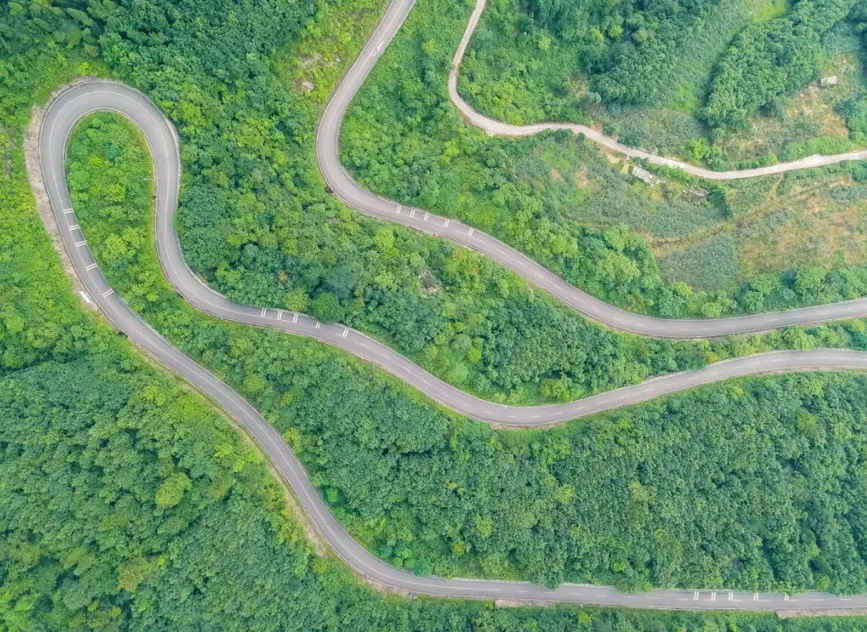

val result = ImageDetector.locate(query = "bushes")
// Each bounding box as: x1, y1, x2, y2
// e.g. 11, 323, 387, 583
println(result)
310, 291, 345, 322
701, 0, 857, 127
830, 183, 867, 201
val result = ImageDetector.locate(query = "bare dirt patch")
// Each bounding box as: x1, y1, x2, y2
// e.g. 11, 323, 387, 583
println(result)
601, 149, 622, 165
572, 167, 590, 188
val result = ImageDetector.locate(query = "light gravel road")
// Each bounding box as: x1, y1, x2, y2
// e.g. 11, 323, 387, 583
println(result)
35, 0, 867, 609
448, 0, 867, 180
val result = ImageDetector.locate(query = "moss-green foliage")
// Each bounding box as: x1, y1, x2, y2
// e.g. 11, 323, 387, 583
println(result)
838, 3, 867, 142
342, 0, 867, 318
2, 130, 865, 632
1, 353, 334, 629
31, 0, 765, 407
831, 183, 867, 200
68, 113, 867, 410
68, 114, 720, 407
514, 137, 727, 239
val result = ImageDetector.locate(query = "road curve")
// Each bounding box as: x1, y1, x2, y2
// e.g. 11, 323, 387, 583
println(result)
318, 0, 867, 337
449, 0, 867, 180
38, 79, 867, 611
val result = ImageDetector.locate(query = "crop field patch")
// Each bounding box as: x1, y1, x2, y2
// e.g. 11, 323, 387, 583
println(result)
659, 235, 741, 291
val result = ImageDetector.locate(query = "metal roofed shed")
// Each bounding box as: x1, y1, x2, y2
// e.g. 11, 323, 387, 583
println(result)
631, 165, 662, 185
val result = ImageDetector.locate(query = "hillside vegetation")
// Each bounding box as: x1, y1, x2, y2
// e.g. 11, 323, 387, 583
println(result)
343, 0, 867, 315
5, 0, 774, 408
0, 104, 813, 632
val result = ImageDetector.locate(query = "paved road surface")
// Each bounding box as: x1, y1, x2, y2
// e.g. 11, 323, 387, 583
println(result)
318, 0, 867, 336
35, 13, 867, 613
448, 0, 867, 181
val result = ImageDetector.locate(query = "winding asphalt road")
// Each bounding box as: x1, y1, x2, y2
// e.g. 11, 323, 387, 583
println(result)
34, 0, 867, 610
449, 0, 867, 180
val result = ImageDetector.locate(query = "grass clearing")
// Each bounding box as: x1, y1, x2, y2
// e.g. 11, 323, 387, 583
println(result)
659, 235, 741, 291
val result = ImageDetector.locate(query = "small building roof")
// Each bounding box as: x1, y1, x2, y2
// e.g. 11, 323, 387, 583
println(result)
631, 165, 659, 185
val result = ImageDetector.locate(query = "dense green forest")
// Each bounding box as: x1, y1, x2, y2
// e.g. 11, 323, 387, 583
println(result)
4, 344, 867, 632
5, 0, 867, 627
67, 110, 867, 594
5, 0, 788, 407
2, 122, 862, 630
0, 121, 827, 630
343, 0, 867, 317
703, 0, 858, 126
0, 36, 848, 629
